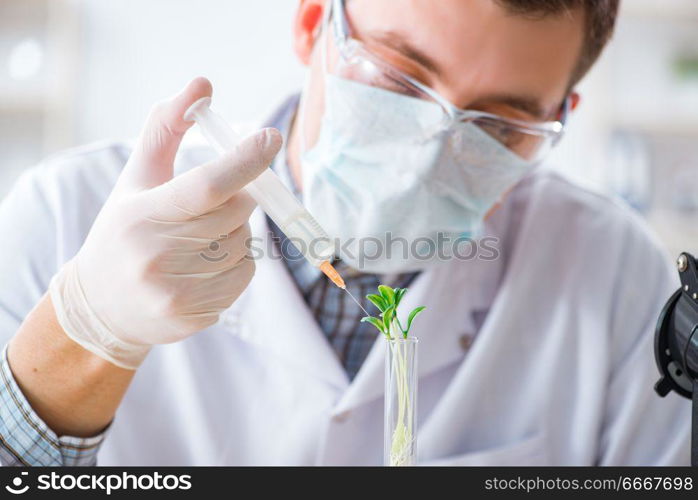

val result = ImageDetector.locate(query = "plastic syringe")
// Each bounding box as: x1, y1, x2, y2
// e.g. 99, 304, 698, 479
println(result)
183, 97, 345, 289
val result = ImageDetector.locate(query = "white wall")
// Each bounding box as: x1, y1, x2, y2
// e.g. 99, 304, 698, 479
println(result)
75, 0, 305, 144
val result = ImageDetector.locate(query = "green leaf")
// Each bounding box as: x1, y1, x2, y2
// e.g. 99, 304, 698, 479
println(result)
361, 316, 385, 334
378, 285, 395, 305
382, 305, 395, 332
394, 287, 407, 308
405, 306, 426, 333
366, 294, 388, 312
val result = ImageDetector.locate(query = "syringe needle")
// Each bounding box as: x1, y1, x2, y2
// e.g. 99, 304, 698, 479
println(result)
344, 288, 371, 318
318, 260, 370, 315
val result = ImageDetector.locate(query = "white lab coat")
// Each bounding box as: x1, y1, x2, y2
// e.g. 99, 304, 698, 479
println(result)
0, 139, 690, 466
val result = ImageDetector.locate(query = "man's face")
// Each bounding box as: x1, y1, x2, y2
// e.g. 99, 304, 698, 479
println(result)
290, 0, 584, 182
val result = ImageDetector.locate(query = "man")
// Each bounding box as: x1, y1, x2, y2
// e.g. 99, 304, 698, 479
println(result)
0, 0, 689, 465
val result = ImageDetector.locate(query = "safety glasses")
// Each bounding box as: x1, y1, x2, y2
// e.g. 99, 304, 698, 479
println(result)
325, 0, 570, 162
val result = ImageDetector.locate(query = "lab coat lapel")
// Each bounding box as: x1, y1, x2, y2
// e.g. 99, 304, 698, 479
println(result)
235, 205, 506, 412
332, 254, 502, 414
235, 210, 349, 390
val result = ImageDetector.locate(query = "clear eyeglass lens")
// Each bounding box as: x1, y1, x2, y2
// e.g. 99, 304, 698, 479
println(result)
473, 118, 551, 162
337, 51, 432, 98
334, 50, 449, 125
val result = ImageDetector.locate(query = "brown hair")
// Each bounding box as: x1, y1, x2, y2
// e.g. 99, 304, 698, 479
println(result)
495, 0, 620, 86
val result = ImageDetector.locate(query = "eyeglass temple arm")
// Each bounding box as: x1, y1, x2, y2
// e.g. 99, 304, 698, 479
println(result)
332, 0, 350, 43
558, 95, 572, 126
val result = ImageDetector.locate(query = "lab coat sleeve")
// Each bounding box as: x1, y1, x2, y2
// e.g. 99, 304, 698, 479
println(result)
0, 167, 107, 466
598, 212, 691, 465
0, 168, 59, 333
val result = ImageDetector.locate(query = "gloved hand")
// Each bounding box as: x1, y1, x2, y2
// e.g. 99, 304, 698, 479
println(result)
49, 78, 283, 369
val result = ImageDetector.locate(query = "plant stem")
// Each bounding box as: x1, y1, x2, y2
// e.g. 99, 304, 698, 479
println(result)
388, 337, 414, 466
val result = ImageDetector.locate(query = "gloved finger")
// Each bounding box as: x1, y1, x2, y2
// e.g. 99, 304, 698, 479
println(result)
145, 190, 256, 241
186, 190, 257, 238
120, 77, 213, 191
161, 259, 256, 342
159, 223, 253, 274
183, 258, 256, 313
147, 127, 283, 220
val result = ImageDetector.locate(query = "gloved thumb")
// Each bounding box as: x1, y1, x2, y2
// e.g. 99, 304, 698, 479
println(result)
119, 77, 213, 191
147, 127, 283, 219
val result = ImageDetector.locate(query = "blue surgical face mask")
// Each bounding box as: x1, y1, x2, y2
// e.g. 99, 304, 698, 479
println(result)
299, 71, 536, 273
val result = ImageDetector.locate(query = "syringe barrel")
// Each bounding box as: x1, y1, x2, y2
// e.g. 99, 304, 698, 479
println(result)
185, 98, 334, 268
245, 171, 334, 267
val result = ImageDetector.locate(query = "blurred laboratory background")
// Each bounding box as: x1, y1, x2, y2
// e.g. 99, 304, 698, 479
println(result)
0, 0, 697, 259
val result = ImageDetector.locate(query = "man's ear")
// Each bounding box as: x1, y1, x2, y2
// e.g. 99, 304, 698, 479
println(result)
294, 0, 325, 66
569, 91, 581, 111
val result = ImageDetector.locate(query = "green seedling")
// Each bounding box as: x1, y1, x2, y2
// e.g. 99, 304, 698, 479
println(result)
361, 285, 425, 465
361, 285, 425, 340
